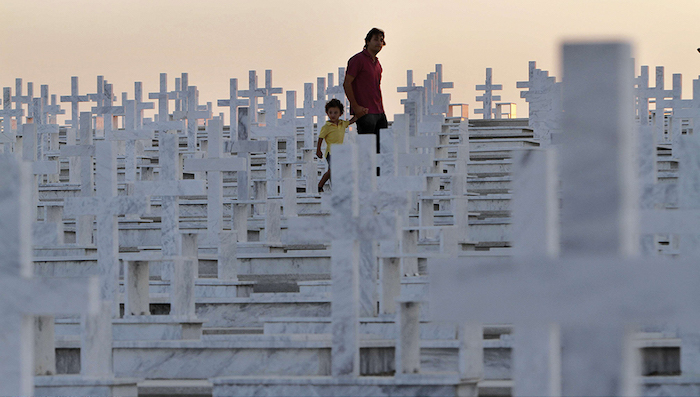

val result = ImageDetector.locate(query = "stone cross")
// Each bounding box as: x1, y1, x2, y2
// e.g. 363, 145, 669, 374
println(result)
250, 98, 296, 197
45, 93, 64, 125
92, 82, 123, 134
217, 78, 248, 140
261, 70, 283, 122
288, 135, 406, 314
326, 67, 348, 111
239, 70, 266, 125
298, 82, 316, 148
517, 61, 562, 146
30, 96, 59, 169
136, 128, 206, 278
430, 42, 700, 397
149, 73, 178, 123
635, 65, 653, 125
87, 76, 113, 135
171, 73, 189, 113
641, 66, 676, 144
398, 70, 425, 132
184, 117, 247, 245
315, 77, 328, 122
0, 154, 99, 396
475, 68, 502, 120
64, 140, 150, 315
60, 112, 95, 245
60, 76, 89, 127
1, 87, 23, 153
426, 64, 453, 115
287, 137, 403, 376
20, 123, 59, 220
107, 99, 155, 185
134, 81, 154, 128
39, 86, 63, 182
12, 78, 32, 125
174, 85, 212, 151
226, 136, 268, 203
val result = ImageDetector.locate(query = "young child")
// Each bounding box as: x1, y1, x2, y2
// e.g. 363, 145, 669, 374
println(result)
316, 99, 357, 192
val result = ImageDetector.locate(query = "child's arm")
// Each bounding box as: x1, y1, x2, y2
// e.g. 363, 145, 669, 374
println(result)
316, 138, 324, 158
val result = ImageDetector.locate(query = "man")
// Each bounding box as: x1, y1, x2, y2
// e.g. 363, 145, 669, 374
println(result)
344, 28, 387, 156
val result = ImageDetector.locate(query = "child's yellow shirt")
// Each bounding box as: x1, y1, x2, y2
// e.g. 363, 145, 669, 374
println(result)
318, 120, 350, 157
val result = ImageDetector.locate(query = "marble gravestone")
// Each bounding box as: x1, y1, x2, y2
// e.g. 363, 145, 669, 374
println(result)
217, 78, 248, 140
475, 68, 502, 120
184, 117, 247, 245
0, 155, 99, 396
136, 129, 205, 279
286, 136, 403, 373
517, 61, 562, 146
431, 41, 700, 397
64, 140, 150, 315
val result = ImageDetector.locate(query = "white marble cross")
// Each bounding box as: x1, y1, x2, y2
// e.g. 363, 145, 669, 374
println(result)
134, 81, 154, 128
287, 138, 400, 376
250, 96, 295, 197
635, 65, 653, 126
20, 123, 59, 220
12, 78, 32, 125
427, 64, 453, 115
314, 77, 328, 128
107, 99, 155, 185
184, 117, 247, 244
174, 85, 212, 151
171, 73, 189, 113
217, 78, 248, 141
298, 82, 316, 148
239, 70, 266, 125
1, 87, 23, 153
41, 86, 64, 126
0, 154, 99, 396
64, 140, 150, 315
136, 128, 205, 278
326, 67, 348, 109
148, 73, 178, 123
87, 76, 113, 135
226, 137, 268, 203
430, 42, 700, 397
288, 134, 407, 314
60, 76, 88, 128
60, 112, 95, 245
475, 68, 502, 120
640, 66, 677, 144
261, 70, 283, 105
517, 61, 562, 146
398, 71, 425, 137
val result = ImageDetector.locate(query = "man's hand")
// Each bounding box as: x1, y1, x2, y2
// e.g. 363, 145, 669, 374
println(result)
316, 149, 323, 159
344, 74, 368, 118
352, 104, 369, 118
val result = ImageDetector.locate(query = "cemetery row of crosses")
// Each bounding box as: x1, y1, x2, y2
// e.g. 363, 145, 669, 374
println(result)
4, 41, 700, 396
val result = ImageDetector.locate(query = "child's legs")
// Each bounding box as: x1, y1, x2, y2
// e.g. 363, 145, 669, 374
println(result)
319, 154, 331, 187
319, 169, 330, 187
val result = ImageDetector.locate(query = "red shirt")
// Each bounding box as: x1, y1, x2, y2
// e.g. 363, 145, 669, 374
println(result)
346, 49, 384, 115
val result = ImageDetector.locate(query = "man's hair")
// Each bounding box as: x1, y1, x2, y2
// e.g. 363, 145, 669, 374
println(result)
364, 27, 385, 48
325, 98, 344, 115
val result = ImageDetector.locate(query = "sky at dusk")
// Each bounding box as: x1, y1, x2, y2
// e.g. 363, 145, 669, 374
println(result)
2, 0, 699, 123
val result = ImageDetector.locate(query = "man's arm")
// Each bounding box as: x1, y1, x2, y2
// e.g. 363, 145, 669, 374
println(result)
343, 74, 368, 118
348, 115, 358, 125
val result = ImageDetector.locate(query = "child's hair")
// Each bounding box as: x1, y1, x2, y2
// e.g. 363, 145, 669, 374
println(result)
325, 98, 344, 115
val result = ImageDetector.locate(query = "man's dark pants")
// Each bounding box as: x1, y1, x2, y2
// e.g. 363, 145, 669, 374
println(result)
356, 113, 388, 154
